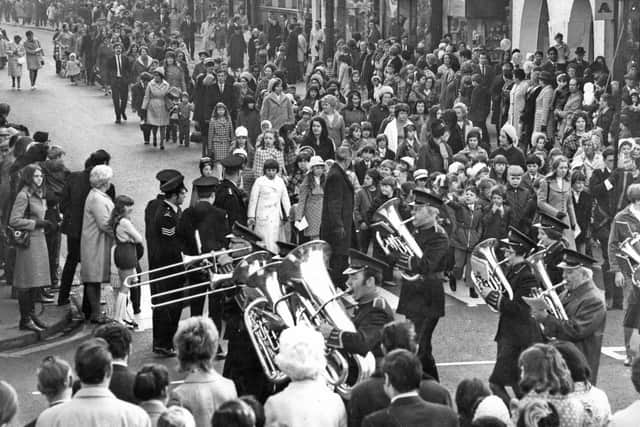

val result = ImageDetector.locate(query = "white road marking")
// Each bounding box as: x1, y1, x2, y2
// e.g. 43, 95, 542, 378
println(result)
436, 360, 496, 367
601, 346, 627, 361
1, 324, 93, 357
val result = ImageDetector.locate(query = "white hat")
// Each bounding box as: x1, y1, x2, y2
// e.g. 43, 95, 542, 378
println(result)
472, 395, 511, 425
413, 169, 429, 181
467, 162, 488, 178
400, 156, 415, 169
232, 148, 248, 159
308, 155, 325, 169
235, 126, 248, 137
500, 123, 518, 145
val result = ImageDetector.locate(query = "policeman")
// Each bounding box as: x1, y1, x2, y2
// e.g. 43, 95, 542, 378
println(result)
319, 249, 395, 360
532, 249, 606, 382
215, 154, 247, 226
149, 173, 187, 357
482, 227, 542, 405
533, 210, 569, 285
396, 189, 449, 381
177, 176, 232, 322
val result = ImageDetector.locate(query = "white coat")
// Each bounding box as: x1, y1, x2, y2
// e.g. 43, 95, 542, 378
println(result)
383, 118, 413, 153
248, 175, 290, 253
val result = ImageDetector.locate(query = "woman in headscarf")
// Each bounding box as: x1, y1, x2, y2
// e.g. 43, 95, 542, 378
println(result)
260, 77, 294, 132
142, 67, 171, 149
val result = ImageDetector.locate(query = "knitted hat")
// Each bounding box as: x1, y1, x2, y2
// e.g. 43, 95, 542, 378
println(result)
501, 123, 518, 146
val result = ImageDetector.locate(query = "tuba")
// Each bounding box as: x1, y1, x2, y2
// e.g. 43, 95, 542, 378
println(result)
279, 240, 376, 398
617, 233, 640, 287
527, 249, 568, 320
372, 198, 422, 281
470, 238, 513, 311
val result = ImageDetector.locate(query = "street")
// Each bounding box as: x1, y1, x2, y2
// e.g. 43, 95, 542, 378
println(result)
0, 24, 638, 426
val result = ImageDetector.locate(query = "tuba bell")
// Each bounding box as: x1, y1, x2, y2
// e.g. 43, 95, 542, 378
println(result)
617, 232, 640, 287
372, 198, 422, 281
470, 238, 513, 311
279, 240, 375, 398
526, 249, 568, 320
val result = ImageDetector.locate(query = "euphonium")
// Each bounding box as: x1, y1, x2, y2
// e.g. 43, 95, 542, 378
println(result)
617, 233, 640, 287
372, 198, 422, 281
526, 249, 568, 320
470, 238, 513, 311
279, 240, 375, 398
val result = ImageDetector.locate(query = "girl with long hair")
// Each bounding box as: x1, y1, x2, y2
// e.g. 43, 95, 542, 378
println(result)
109, 195, 143, 328
207, 102, 234, 160
300, 116, 335, 160
538, 155, 577, 248
296, 155, 326, 242
253, 128, 286, 178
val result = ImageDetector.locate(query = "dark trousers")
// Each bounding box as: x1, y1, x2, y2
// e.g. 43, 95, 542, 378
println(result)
150, 271, 183, 349
29, 69, 38, 86
82, 282, 102, 321
594, 226, 623, 306
357, 228, 373, 253
59, 235, 80, 303
111, 77, 128, 120
45, 229, 61, 286
329, 252, 349, 290
199, 120, 209, 156
185, 37, 195, 59
411, 314, 440, 381
17, 287, 37, 324
178, 119, 190, 145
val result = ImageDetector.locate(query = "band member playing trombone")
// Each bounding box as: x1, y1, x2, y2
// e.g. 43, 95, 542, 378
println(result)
177, 176, 232, 324
318, 249, 394, 362
608, 183, 640, 366
480, 227, 542, 405
395, 189, 449, 381
149, 174, 187, 357
531, 249, 606, 383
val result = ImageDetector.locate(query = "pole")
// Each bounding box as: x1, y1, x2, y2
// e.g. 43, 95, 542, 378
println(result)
326, 0, 335, 63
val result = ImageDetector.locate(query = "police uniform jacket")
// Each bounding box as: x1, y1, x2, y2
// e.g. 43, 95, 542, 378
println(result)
590, 168, 615, 234
177, 202, 229, 255
397, 225, 449, 320
541, 280, 606, 383
150, 201, 182, 267
215, 179, 247, 226
144, 194, 164, 247
326, 293, 394, 357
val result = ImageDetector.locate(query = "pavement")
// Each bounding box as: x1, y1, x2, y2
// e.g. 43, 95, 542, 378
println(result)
1, 22, 640, 426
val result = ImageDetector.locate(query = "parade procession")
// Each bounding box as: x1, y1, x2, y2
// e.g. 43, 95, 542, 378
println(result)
4, 0, 640, 426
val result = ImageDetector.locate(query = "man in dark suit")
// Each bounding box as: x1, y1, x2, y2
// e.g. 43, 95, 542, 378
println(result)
478, 51, 495, 88
350, 320, 453, 427
469, 73, 491, 150
482, 227, 542, 405
400, 35, 413, 62
177, 176, 231, 324
354, 145, 376, 185
215, 155, 247, 226
319, 249, 394, 360
320, 147, 355, 288
396, 189, 449, 381
180, 14, 198, 59
362, 350, 458, 427
94, 323, 137, 403
148, 174, 187, 357
214, 68, 238, 121
590, 148, 620, 309
106, 43, 131, 124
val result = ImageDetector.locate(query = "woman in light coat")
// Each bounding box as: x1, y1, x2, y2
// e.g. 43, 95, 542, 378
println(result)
260, 77, 294, 131
7, 34, 25, 90
537, 155, 577, 249
248, 158, 291, 254
534, 71, 554, 133
509, 68, 528, 137
80, 165, 115, 324
296, 156, 325, 241
265, 326, 347, 427
142, 68, 171, 149
10, 164, 51, 332
23, 30, 43, 89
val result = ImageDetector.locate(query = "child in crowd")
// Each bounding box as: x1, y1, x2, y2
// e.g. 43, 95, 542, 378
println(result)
295, 106, 313, 138
459, 128, 488, 160
489, 155, 508, 185
360, 121, 375, 147
354, 168, 381, 253
178, 92, 193, 147
65, 52, 81, 85
529, 132, 548, 166
481, 185, 512, 240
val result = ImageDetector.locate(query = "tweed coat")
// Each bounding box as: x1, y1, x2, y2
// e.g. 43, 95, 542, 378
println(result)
537, 177, 577, 248
296, 174, 324, 237
80, 188, 114, 283
142, 79, 170, 126
9, 188, 51, 289
534, 84, 554, 132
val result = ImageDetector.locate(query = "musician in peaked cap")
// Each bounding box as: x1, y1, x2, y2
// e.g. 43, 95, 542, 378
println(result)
534, 210, 570, 285
177, 176, 231, 322
532, 249, 606, 383
395, 189, 449, 381
215, 155, 248, 227
318, 249, 394, 362
483, 226, 542, 405
148, 174, 188, 357
609, 183, 640, 366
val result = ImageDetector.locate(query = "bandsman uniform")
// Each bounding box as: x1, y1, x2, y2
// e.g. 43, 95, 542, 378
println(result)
538, 250, 606, 383
534, 211, 569, 285
149, 174, 187, 356
215, 155, 248, 226
486, 227, 542, 397
396, 190, 449, 381
325, 250, 395, 360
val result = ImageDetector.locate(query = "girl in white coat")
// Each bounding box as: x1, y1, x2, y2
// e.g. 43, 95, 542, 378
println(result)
248, 158, 291, 253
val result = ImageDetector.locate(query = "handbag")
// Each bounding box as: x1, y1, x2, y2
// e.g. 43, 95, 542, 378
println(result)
17, 56, 26, 65
5, 193, 31, 249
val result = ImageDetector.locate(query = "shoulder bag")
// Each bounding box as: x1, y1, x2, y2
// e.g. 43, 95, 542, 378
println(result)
6, 193, 31, 248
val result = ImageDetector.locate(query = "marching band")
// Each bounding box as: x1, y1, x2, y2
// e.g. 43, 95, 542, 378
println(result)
130, 154, 625, 407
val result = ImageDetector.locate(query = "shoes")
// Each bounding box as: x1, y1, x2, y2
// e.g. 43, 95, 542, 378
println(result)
35, 295, 55, 304
30, 314, 49, 329
449, 273, 457, 292
144, 141, 150, 145
41, 289, 55, 299
115, 119, 121, 124
19, 319, 44, 332
57, 298, 70, 306
122, 112, 127, 121
625, 355, 633, 366
153, 347, 177, 357
469, 287, 478, 298
215, 346, 227, 360
153, 141, 157, 147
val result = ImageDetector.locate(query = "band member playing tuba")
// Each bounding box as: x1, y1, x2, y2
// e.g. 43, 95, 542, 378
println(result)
395, 189, 449, 381
481, 227, 542, 405
608, 183, 640, 366
531, 249, 606, 383
533, 211, 569, 285
318, 249, 395, 363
